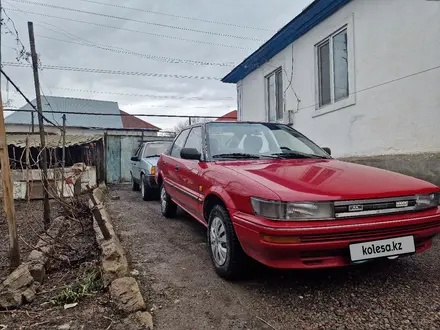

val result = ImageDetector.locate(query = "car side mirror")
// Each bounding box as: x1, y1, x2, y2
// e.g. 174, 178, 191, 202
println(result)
181, 148, 201, 161
131, 156, 140, 161
322, 147, 331, 156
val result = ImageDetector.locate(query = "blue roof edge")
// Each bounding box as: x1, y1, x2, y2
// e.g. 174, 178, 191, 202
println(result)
221, 0, 352, 84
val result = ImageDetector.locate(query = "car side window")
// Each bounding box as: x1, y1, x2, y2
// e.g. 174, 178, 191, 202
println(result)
133, 145, 142, 158
170, 129, 190, 158
184, 127, 202, 154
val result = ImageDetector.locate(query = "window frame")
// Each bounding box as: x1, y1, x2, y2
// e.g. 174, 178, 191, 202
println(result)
313, 15, 356, 117
265, 67, 284, 122
169, 128, 191, 159
183, 126, 203, 158
133, 144, 142, 158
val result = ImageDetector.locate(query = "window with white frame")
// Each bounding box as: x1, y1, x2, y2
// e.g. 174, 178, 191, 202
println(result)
266, 68, 283, 122
317, 27, 349, 108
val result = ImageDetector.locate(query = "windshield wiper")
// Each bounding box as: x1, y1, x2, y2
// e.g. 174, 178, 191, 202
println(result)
213, 153, 281, 160
271, 151, 328, 159
212, 153, 264, 159
144, 154, 161, 158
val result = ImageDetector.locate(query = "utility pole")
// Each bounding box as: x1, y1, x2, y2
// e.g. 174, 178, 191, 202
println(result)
61, 114, 66, 198
28, 21, 50, 228
31, 112, 34, 133
0, 93, 20, 270
0, 1, 20, 270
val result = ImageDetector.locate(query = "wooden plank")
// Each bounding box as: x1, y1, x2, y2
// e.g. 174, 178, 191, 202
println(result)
0, 91, 20, 269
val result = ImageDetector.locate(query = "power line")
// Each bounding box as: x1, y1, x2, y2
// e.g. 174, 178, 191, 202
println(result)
36, 34, 236, 67
77, 0, 273, 32
44, 87, 235, 101
9, 0, 265, 41
0, 69, 63, 130
6, 108, 236, 119
5, 7, 254, 50
3, 61, 223, 80
20, 17, 236, 67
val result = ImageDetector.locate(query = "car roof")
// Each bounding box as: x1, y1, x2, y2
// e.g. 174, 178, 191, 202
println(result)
180, 121, 290, 131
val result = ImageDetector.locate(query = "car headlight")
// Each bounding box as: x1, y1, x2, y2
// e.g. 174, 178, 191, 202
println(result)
250, 197, 334, 221
415, 193, 440, 210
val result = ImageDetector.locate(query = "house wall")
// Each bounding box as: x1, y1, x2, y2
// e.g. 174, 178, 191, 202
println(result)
239, 0, 440, 158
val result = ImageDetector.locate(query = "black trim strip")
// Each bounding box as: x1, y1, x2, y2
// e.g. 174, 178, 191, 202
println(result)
165, 180, 202, 203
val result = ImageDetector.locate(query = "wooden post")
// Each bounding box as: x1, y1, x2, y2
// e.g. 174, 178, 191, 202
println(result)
188, 116, 192, 125
28, 21, 51, 228
31, 112, 34, 133
61, 114, 66, 198
0, 93, 20, 270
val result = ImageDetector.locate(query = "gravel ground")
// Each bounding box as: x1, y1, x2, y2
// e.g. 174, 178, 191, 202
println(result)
107, 184, 440, 330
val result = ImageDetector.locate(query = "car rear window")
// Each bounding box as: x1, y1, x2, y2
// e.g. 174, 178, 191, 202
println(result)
143, 142, 171, 157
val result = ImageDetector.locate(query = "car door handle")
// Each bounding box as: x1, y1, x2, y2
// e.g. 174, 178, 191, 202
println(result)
175, 165, 179, 171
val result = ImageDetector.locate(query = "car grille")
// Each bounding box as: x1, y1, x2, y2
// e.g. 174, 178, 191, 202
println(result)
334, 196, 418, 219
301, 219, 440, 243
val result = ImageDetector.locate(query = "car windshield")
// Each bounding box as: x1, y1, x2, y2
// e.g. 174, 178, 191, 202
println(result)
143, 142, 171, 157
206, 122, 330, 160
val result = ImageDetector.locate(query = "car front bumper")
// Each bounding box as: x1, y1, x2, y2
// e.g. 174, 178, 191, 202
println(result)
232, 208, 440, 269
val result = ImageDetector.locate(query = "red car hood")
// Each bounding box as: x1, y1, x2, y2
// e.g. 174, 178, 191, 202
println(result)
221, 159, 439, 202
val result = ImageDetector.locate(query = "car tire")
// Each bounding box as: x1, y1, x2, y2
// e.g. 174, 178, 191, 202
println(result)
131, 174, 140, 191
207, 204, 249, 280
141, 174, 155, 201
160, 184, 177, 218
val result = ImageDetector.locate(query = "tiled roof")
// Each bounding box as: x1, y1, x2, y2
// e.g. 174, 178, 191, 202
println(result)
216, 110, 237, 122
120, 110, 160, 130
5, 96, 123, 129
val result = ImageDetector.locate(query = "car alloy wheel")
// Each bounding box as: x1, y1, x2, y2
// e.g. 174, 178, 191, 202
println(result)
207, 205, 251, 280
160, 185, 167, 211
160, 184, 177, 218
141, 175, 145, 195
210, 216, 227, 266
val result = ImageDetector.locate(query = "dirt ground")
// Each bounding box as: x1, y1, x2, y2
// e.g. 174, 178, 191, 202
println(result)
107, 184, 440, 330
0, 197, 119, 330
0, 201, 47, 282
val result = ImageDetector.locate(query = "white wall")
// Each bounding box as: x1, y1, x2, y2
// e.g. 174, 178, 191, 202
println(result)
239, 0, 440, 157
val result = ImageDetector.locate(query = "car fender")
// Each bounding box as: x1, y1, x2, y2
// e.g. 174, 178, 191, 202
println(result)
202, 185, 237, 211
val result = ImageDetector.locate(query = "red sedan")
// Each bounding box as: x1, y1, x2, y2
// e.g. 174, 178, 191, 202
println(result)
156, 122, 440, 280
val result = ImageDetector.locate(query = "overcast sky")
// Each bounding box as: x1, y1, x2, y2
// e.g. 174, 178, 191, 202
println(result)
1, 0, 313, 130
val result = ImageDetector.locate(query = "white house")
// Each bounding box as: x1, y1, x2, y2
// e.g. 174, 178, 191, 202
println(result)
222, 0, 440, 159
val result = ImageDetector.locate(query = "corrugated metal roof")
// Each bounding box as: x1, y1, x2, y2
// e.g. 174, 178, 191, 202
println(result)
5, 96, 124, 129
7, 134, 102, 148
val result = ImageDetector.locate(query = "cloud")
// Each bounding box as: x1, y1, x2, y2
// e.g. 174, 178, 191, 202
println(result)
1, 0, 313, 130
